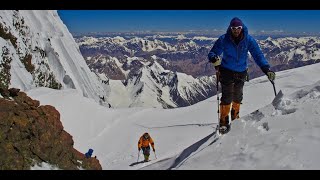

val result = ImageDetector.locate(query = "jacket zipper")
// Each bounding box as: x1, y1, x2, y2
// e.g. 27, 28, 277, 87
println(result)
231, 34, 244, 65
233, 38, 243, 63
231, 40, 239, 63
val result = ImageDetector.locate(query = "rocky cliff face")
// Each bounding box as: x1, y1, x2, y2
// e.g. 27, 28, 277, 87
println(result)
0, 88, 101, 170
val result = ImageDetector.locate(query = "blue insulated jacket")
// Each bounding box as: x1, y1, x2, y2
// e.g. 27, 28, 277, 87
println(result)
208, 23, 270, 72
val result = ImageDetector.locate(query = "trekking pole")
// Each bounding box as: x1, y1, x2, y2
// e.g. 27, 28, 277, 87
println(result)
216, 68, 220, 128
270, 80, 277, 97
154, 151, 157, 159
137, 150, 140, 162
208, 62, 220, 132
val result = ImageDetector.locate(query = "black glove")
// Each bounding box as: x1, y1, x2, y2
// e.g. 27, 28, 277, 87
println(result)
138, 148, 141, 151
261, 66, 275, 81
209, 55, 219, 63
153, 149, 155, 152
209, 55, 221, 67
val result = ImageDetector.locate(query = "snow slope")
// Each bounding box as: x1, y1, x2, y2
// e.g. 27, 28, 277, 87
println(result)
26, 50, 320, 170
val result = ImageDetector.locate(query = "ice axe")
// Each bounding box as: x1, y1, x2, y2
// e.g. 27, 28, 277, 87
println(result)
270, 80, 277, 97
270, 79, 284, 107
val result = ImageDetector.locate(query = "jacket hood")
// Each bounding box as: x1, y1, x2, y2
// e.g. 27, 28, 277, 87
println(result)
226, 22, 249, 38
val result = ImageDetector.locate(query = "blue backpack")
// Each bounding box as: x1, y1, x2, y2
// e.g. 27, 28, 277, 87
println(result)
85, 148, 93, 158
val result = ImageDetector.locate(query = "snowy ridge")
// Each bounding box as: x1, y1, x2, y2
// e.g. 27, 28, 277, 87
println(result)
110, 60, 216, 108
0, 10, 110, 105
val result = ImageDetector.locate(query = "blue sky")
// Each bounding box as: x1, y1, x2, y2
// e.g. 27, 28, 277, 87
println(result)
58, 10, 320, 33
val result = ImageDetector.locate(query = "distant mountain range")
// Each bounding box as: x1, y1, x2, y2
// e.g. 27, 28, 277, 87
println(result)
72, 31, 320, 39
76, 34, 320, 108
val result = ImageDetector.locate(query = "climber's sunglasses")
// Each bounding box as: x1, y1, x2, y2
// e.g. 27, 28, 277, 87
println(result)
231, 26, 242, 31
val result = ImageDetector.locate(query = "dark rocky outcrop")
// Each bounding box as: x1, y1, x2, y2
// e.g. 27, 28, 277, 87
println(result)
0, 88, 102, 170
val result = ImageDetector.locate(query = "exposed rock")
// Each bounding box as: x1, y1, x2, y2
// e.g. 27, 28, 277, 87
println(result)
0, 90, 102, 170
8, 88, 20, 97
0, 88, 10, 98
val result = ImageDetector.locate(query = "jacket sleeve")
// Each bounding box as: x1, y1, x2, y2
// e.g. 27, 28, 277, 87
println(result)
149, 137, 155, 150
208, 35, 224, 61
138, 137, 142, 149
248, 36, 270, 69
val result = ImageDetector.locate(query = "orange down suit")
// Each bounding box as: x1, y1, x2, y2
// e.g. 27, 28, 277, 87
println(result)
138, 135, 155, 150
